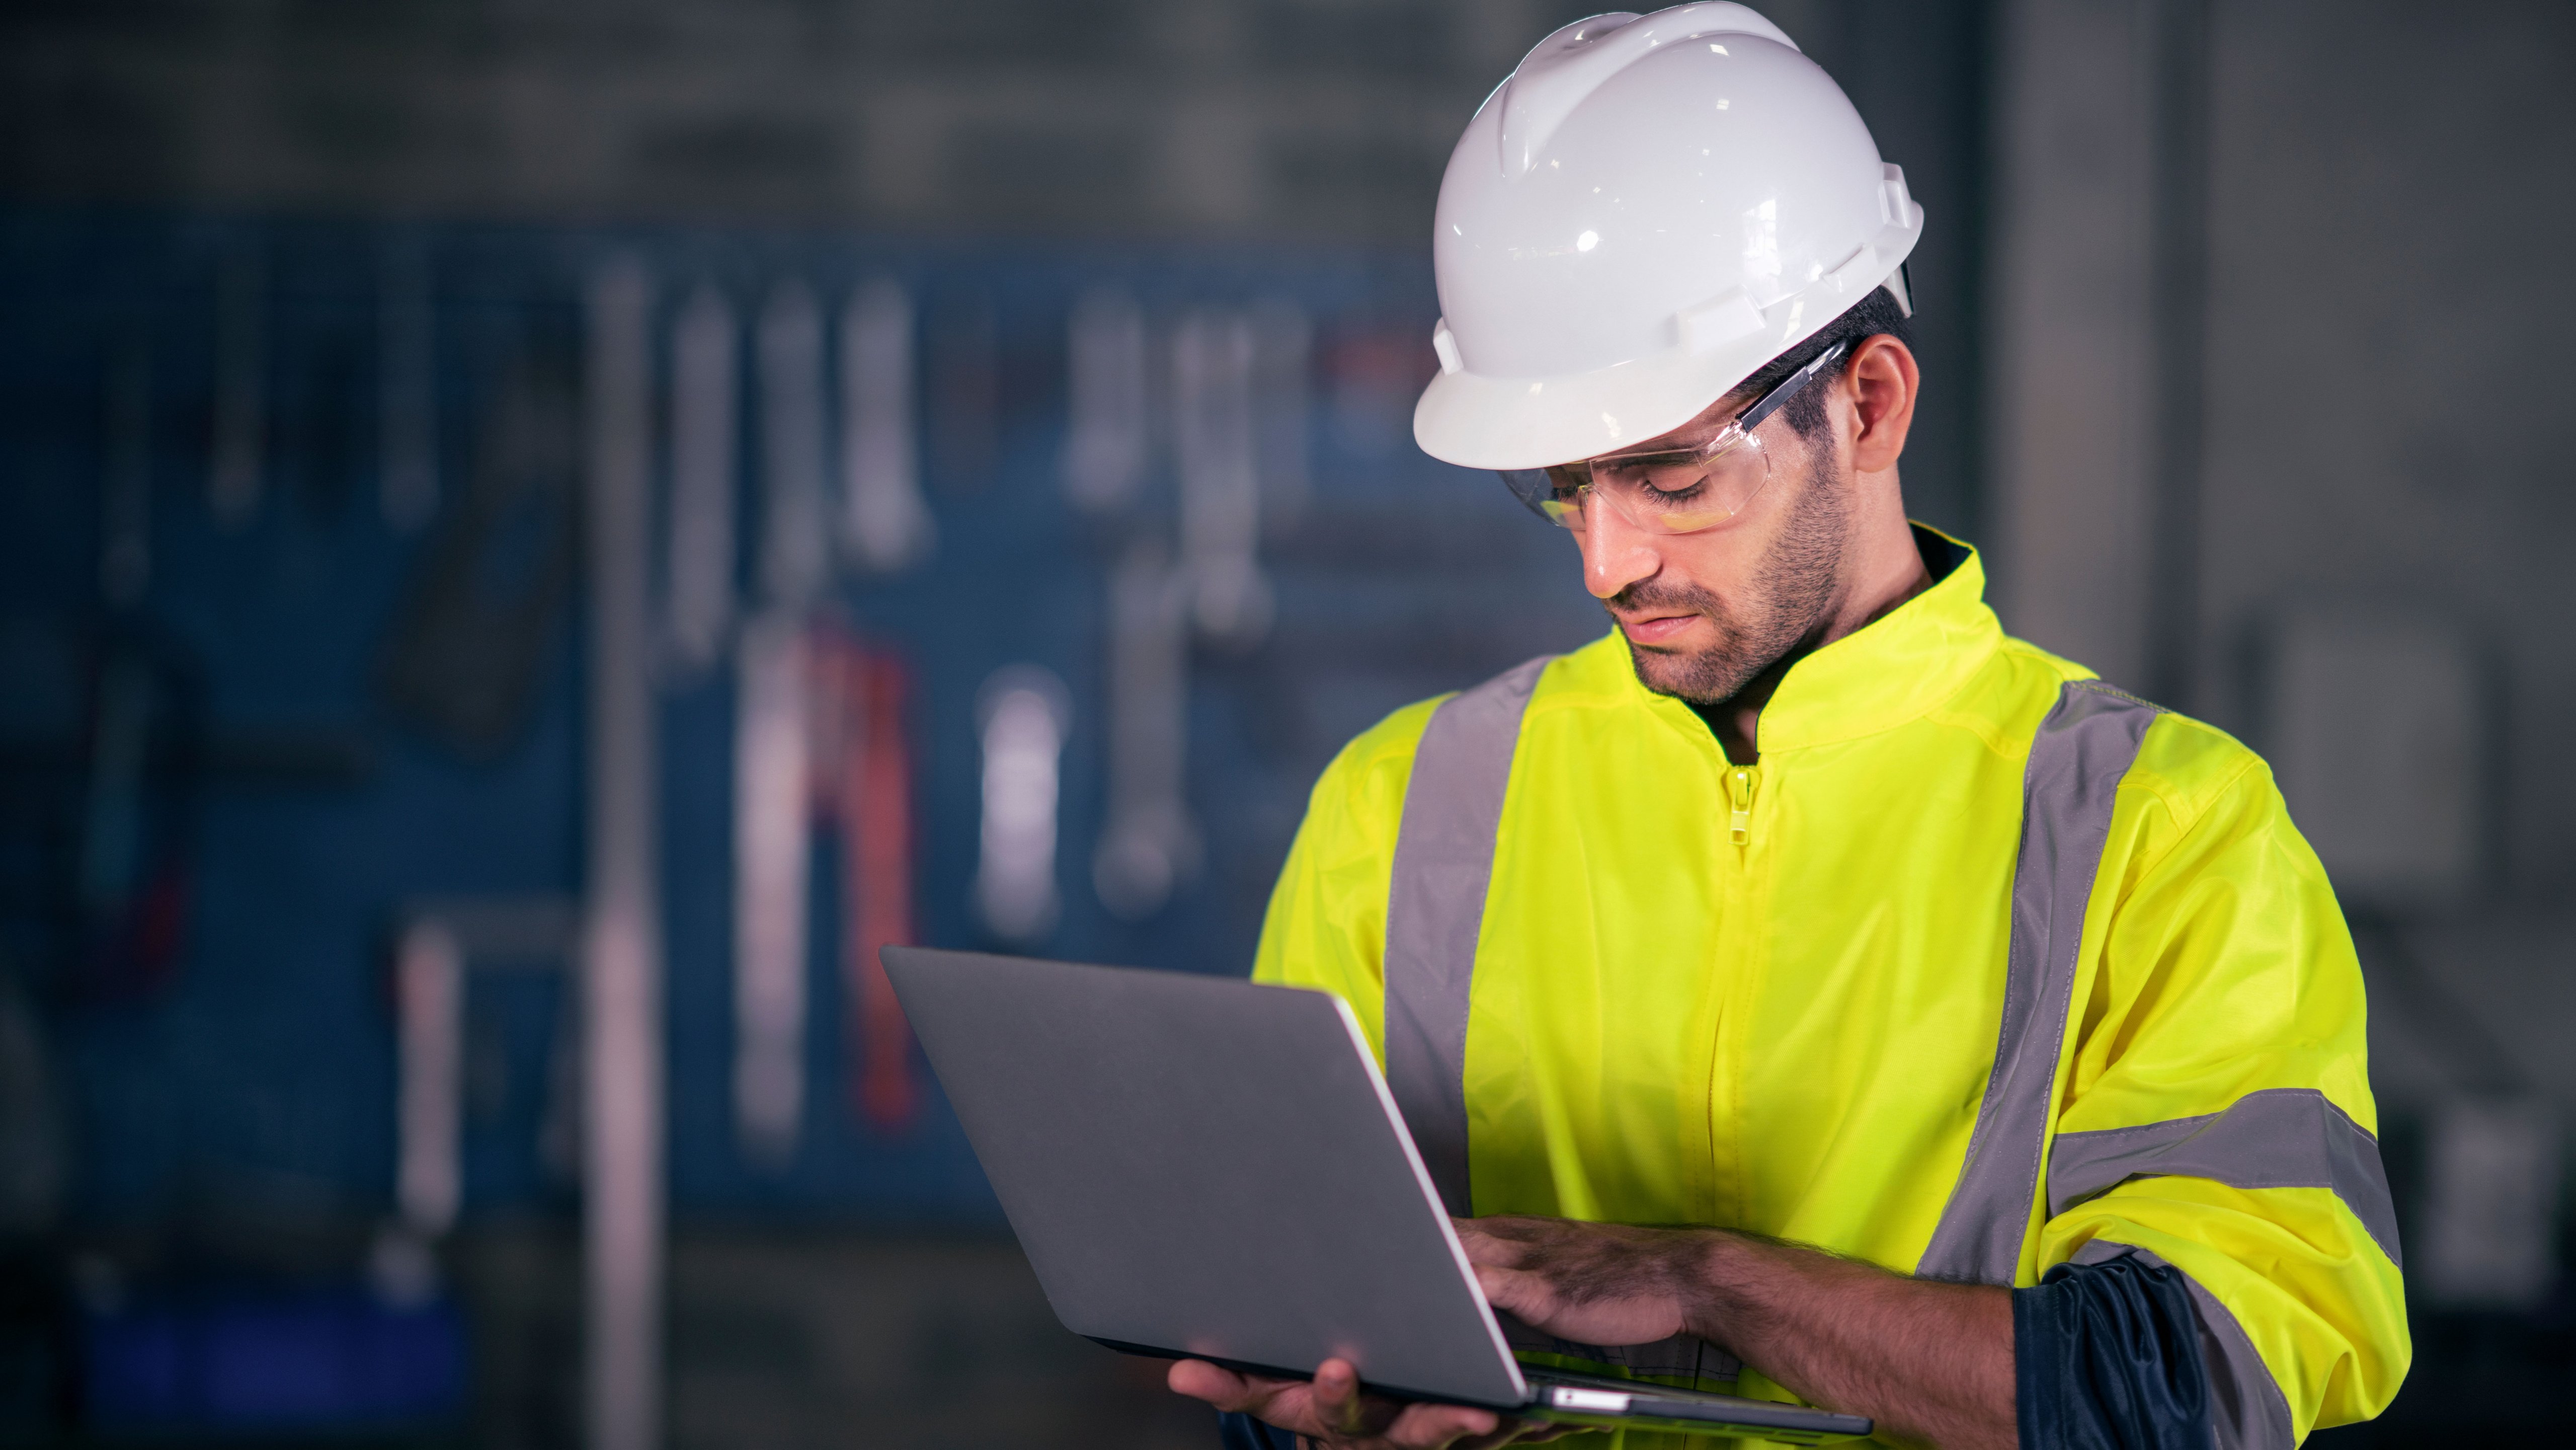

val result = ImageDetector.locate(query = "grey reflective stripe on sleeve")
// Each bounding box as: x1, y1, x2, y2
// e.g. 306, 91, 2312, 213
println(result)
1383, 655, 1549, 1216
2069, 1240, 2295, 1450
1917, 680, 2162, 1284
2049, 1087, 2404, 1268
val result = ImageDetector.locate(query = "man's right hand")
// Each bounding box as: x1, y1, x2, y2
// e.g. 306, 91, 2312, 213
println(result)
1167, 1356, 1565, 1449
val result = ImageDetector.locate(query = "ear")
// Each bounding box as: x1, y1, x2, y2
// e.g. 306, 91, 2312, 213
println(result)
1843, 334, 1918, 476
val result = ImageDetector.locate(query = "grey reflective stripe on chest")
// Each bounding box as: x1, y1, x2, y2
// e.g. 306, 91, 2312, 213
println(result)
1384, 655, 1548, 1217
1383, 654, 1740, 1386
1916, 680, 2163, 1283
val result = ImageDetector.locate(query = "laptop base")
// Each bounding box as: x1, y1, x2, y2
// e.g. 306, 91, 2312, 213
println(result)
1090, 1337, 1873, 1442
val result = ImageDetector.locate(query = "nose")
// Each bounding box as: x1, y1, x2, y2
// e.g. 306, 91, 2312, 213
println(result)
1578, 499, 1661, 600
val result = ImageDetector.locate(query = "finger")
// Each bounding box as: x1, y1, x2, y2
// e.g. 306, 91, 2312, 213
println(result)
1454, 1219, 1543, 1270
1471, 1264, 1552, 1318
1382, 1400, 1501, 1447
1168, 1358, 1305, 1418
1166, 1359, 1251, 1407
1308, 1358, 1367, 1436
1450, 1222, 1506, 1266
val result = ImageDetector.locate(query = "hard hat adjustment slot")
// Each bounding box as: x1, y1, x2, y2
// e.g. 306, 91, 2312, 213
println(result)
1431, 320, 1464, 376
1879, 165, 1916, 230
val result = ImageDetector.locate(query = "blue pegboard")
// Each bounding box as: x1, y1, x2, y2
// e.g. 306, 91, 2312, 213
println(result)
0, 208, 1609, 1230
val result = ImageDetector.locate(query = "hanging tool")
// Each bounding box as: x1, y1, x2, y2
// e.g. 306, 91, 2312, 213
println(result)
973, 665, 1071, 944
1173, 308, 1270, 645
665, 285, 739, 672
375, 342, 581, 761
839, 279, 934, 572
78, 346, 202, 1005
393, 918, 464, 1240
756, 278, 831, 607
844, 641, 919, 1132
800, 628, 921, 1133
1093, 540, 1198, 920
1061, 286, 1150, 513
580, 256, 664, 1450
733, 272, 832, 1166
732, 610, 809, 1166
382, 895, 582, 1300
72, 630, 200, 1005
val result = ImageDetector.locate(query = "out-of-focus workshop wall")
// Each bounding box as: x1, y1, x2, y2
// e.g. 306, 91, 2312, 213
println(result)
0, 0, 1991, 538
0, 4, 1994, 1448
1993, 3, 2576, 1438
28, 0, 2572, 1444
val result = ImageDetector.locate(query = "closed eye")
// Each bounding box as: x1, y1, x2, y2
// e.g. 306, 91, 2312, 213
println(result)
1596, 448, 1700, 472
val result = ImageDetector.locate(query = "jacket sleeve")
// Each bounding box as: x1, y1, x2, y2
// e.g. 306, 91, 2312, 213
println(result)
1248, 699, 1439, 1055
2036, 734, 2409, 1447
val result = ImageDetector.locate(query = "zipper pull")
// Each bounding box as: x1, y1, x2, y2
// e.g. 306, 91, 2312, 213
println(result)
1726, 766, 1757, 846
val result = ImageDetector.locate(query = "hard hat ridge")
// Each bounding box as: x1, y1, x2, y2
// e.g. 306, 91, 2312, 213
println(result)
1494, 5, 1799, 181
1416, 3, 1922, 471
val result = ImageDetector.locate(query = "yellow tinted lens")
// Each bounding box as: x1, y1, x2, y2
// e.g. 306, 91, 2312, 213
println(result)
1539, 466, 1589, 529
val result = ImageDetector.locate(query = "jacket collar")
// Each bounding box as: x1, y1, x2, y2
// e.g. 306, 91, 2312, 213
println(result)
1620, 524, 2004, 756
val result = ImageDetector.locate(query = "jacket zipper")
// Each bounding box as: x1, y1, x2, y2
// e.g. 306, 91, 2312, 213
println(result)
1710, 758, 1762, 1225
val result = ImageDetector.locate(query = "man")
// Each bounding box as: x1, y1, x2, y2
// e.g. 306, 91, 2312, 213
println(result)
1170, 6, 2406, 1449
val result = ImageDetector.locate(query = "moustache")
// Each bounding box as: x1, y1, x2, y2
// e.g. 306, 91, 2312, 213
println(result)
1607, 578, 1721, 617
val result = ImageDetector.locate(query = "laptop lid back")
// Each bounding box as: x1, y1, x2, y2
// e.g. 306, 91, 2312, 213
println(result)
884, 947, 1527, 1407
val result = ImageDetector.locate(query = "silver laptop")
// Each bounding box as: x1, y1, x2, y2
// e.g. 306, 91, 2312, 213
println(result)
883, 947, 1872, 1443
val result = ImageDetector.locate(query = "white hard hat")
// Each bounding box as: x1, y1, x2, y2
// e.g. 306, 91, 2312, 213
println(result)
1414, 3, 1922, 471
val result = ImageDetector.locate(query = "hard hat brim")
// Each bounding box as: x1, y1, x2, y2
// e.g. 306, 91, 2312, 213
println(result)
1413, 227, 1918, 472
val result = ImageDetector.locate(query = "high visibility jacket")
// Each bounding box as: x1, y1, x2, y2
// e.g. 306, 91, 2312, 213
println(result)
1252, 533, 2407, 1449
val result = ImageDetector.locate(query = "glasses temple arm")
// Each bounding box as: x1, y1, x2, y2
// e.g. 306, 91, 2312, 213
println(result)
1732, 339, 1852, 435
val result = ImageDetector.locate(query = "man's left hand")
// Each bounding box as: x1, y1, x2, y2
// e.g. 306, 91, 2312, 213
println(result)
1453, 1216, 1713, 1350
1456, 1213, 2020, 1450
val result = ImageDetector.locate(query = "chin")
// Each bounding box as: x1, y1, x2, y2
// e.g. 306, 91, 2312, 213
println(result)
1626, 639, 1754, 707
1626, 643, 1700, 693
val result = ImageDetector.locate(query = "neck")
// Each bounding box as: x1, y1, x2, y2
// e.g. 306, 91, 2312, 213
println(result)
1702, 472, 1930, 764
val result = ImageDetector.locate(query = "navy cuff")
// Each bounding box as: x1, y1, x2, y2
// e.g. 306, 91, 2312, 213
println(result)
2013, 1252, 2214, 1450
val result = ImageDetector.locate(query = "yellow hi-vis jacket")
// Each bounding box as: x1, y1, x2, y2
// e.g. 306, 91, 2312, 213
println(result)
1253, 534, 2407, 1449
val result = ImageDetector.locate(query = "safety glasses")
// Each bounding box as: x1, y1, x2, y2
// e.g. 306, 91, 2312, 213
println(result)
1497, 340, 1851, 536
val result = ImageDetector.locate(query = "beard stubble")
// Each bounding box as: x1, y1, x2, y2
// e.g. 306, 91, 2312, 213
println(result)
1609, 447, 1853, 707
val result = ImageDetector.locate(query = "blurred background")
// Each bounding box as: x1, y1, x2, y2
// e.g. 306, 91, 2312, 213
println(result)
0, 0, 2567, 1445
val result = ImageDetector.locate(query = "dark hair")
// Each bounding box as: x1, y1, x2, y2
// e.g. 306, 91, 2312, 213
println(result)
1731, 282, 1915, 441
